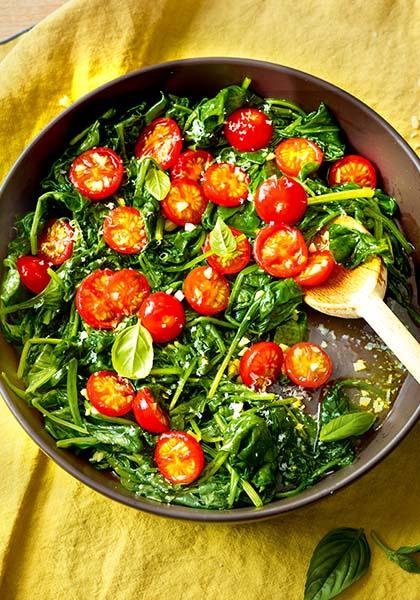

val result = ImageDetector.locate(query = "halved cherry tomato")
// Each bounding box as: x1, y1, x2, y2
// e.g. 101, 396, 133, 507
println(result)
103, 206, 148, 254
203, 227, 251, 275
135, 117, 182, 169
285, 342, 333, 389
107, 269, 150, 317
16, 256, 51, 294
171, 150, 213, 181
76, 269, 119, 329
139, 292, 185, 343
253, 224, 308, 278
183, 266, 230, 316
154, 430, 205, 485
86, 371, 135, 416
254, 175, 308, 225
240, 341, 284, 390
294, 251, 335, 287
161, 179, 208, 226
38, 219, 74, 266
69, 147, 124, 200
328, 154, 377, 188
202, 163, 250, 207
275, 137, 324, 177
224, 107, 273, 152
133, 387, 170, 434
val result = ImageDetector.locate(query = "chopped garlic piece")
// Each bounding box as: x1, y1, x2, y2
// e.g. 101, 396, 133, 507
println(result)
203, 267, 213, 279
174, 290, 185, 301
184, 223, 196, 232
373, 399, 384, 413
359, 397, 371, 407
353, 359, 367, 372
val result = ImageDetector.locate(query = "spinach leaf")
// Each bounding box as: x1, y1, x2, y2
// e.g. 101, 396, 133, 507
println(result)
371, 531, 420, 574
274, 312, 308, 346
304, 528, 370, 600
320, 412, 376, 442
111, 321, 154, 379
328, 224, 391, 268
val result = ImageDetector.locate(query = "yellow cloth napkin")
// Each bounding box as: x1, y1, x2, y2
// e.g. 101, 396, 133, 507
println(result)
0, 1, 419, 598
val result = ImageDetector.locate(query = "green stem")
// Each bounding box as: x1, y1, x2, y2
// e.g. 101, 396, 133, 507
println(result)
165, 249, 214, 273
57, 437, 99, 448
150, 367, 182, 376
240, 478, 263, 507
307, 188, 375, 205
169, 359, 197, 410
29, 192, 57, 255
32, 400, 88, 434
134, 157, 151, 197
264, 98, 306, 116
67, 358, 83, 427
371, 530, 392, 555
1, 372, 27, 399
186, 316, 237, 330
155, 215, 164, 241
226, 264, 259, 313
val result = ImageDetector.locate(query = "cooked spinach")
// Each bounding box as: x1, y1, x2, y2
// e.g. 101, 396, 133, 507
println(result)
0, 83, 417, 509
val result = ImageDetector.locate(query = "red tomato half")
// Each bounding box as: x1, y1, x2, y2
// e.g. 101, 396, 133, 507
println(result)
86, 371, 135, 416
171, 150, 213, 181
154, 431, 205, 485
107, 269, 150, 317
203, 227, 251, 275
224, 108, 273, 152
202, 163, 250, 207
135, 117, 182, 169
254, 175, 308, 225
69, 147, 124, 200
275, 137, 324, 177
76, 269, 119, 329
183, 266, 230, 316
161, 179, 208, 226
16, 256, 51, 294
103, 206, 148, 254
133, 387, 170, 434
38, 219, 74, 266
139, 292, 185, 344
253, 224, 308, 278
294, 251, 335, 287
328, 154, 377, 188
240, 341, 284, 390
285, 342, 333, 389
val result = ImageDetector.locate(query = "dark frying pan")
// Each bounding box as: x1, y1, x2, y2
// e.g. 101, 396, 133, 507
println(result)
0, 58, 419, 522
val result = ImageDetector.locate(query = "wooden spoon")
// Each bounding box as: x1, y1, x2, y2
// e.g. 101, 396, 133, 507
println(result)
304, 215, 420, 384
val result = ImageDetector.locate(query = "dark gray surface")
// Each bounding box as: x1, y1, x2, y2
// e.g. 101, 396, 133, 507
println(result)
0, 58, 419, 522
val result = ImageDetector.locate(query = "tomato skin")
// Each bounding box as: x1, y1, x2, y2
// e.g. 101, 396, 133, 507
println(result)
171, 150, 213, 181
133, 387, 170, 434
134, 117, 182, 169
203, 227, 251, 275
224, 108, 273, 152
139, 292, 185, 344
154, 431, 205, 485
294, 251, 335, 287
183, 266, 230, 316
107, 269, 150, 317
161, 178, 208, 226
328, 154, 377, 188
275, 137, 324, 177
76, 269, 120, 329
103, 206, 148, 254
285, 342, 333, 389
253, 223, 308, 278
69, 147, 124, 200
254, 175, 308, 225
240, 341, 284, 390
16, 256, 51, 294
38, 219, 74, 266
202, 163, 250, 207
86, 371, 135, 416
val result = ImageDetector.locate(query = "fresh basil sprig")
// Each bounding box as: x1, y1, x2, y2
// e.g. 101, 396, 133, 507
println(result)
320, 412, 376, 442
111, 321, 154, 379
209, 216, 237, 257
304, 528, 370, 600
145, 163, 171, 201
371, 531, 420, 574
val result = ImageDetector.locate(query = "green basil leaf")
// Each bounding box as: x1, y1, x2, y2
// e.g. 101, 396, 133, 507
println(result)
209, 216, 237, 257
111, 321, 154, 379
371, 531, 420, 574
145, 166, 171, 201
298, 161, 321, 181
320, 412, 376, 442
304, 528, 370, 600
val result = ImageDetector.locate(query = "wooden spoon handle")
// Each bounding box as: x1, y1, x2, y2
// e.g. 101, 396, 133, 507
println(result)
356, 292, 420, 384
